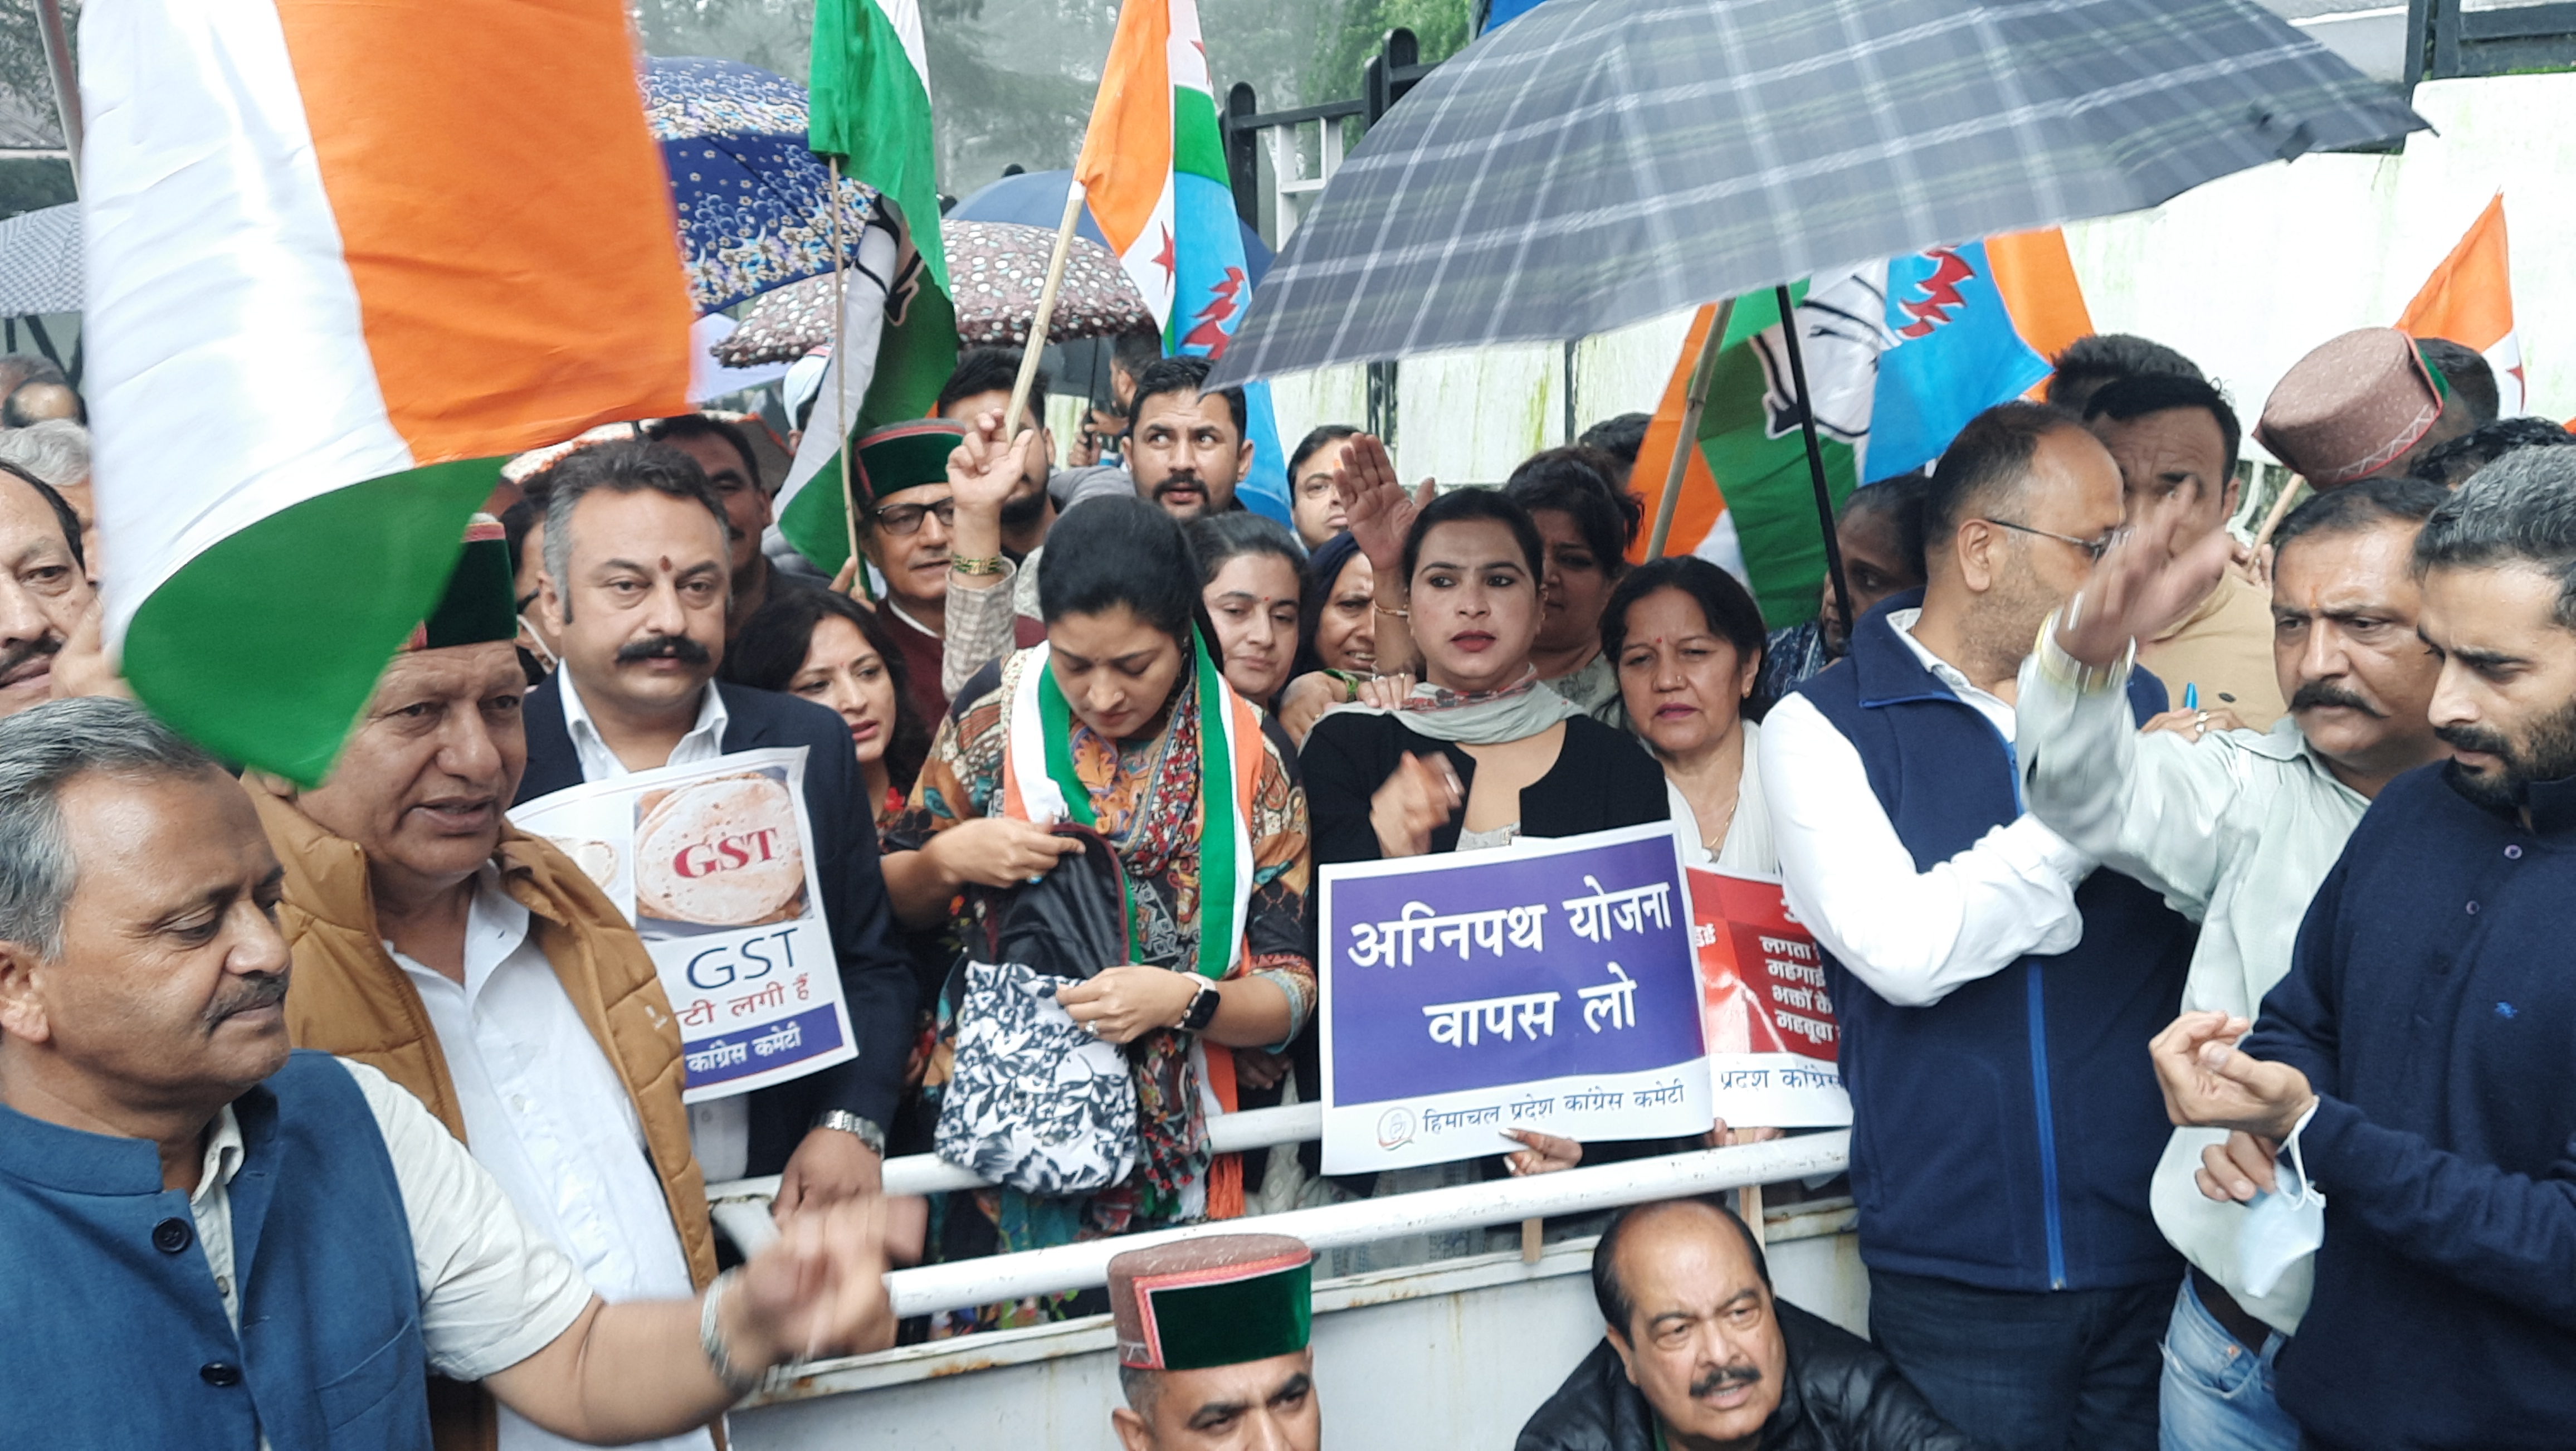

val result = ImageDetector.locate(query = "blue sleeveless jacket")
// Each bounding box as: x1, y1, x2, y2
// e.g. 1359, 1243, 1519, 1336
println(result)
1796, 595, 2192, 1292
0, 1049, 428, 1450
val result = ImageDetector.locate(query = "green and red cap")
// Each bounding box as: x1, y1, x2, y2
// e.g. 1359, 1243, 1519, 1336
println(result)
1109, 1233, 1315, 1372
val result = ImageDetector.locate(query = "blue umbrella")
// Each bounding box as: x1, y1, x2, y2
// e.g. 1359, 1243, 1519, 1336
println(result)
950, 169, 1274, 291
643, 56, 877, 314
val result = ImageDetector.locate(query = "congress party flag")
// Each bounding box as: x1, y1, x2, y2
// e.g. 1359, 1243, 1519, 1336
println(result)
84, 0, 694, 783
1073, 0, 1290, 522
777, 0, 964, 575
2398, 193, 2523, 415
1631, 232, 2089, 625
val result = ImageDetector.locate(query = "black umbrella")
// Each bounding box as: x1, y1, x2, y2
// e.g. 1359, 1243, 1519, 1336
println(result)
1209, 0, 2424, 387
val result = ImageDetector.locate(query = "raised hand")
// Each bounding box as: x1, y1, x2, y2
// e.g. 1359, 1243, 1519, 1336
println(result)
948, 408, 1045, 514
1334, 434, 1434, 575
2055, 492, 2238, 669
2149, 1009, 2317, 1143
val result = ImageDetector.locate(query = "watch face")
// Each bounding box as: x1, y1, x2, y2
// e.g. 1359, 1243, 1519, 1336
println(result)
1185, 985, 1219, 1029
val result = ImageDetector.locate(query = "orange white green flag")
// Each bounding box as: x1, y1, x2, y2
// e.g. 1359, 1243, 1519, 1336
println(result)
2397, 193, 2522, 415
82, 0, 692, 783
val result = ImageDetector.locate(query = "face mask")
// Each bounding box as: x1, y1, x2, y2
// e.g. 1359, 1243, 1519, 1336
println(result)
2236, 1133, 2326, 1298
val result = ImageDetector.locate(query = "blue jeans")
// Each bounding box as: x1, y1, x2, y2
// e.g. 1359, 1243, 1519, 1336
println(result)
1868, 1267, 2165, 1451
2159, 1277, 2299, 1451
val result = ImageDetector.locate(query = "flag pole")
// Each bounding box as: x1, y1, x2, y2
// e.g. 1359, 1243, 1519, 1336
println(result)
1007, 179, 1089, 452
1646, 296, 1733, 559
1774, 285, 1855, 635
827, 155, 873, 602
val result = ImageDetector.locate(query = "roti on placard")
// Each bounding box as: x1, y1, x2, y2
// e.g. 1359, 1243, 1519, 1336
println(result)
548, 837, 619, 891
634, 771, 807, 926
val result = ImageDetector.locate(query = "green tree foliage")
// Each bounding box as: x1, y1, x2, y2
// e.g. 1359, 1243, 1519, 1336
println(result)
1301, 0, 1467, 110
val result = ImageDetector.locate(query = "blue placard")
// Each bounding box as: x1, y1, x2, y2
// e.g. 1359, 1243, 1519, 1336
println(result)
1318, 824, 1712, 1172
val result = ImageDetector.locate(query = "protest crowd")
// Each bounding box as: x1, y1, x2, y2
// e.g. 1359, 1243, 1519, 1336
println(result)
8, 4, 2576, 1451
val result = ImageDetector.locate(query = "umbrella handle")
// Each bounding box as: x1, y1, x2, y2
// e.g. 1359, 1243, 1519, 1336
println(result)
1007, 182, 1091, 444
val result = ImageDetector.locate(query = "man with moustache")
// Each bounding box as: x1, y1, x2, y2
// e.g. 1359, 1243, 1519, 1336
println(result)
1519, 1196, 1973, 1450
2018, 475, 2450, 1451
0, 459, 92, 715
1761, 403, 2195, 1449
2153, 446, 2576, 1451
847, 419, 972, 727
256, 517, 716, 1451
515, 441, 914, 1213
1129, 356, 1253, 524
0, 698, 897, 1451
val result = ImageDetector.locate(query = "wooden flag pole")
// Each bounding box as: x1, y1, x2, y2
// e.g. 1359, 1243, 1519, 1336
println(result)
1006, 180, 1091, 455
1646, 296, 1735, 559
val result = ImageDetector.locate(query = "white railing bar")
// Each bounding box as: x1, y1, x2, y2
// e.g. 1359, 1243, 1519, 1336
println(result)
705, 1102, 1326, 1206
883, 1132, 1850, 1318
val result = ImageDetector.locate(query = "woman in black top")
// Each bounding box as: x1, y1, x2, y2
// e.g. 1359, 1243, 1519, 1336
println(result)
1301, 487, 1668, 862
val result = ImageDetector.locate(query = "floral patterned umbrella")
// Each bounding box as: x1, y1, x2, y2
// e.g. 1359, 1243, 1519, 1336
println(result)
714, 220, 1152, 367
645, 56, 876, 314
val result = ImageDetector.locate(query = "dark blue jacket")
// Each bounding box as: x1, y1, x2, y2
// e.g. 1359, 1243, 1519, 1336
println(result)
0, 1051, 428, 1450
518, 677, 916, 1167
1795, 593, 2192, 1292
2244, 765, 2576, 1449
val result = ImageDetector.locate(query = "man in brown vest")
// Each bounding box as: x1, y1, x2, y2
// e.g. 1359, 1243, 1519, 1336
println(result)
259, 515, 718, 1451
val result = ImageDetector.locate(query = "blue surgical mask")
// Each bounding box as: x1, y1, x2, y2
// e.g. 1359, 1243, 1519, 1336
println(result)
2237, 1134, 2325, 1298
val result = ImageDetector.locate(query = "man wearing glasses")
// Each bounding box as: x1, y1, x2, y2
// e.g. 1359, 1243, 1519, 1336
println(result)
845, 420, 975, 728
1759, 403, 2195, 1451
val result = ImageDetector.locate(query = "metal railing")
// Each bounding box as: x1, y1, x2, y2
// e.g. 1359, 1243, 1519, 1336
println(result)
706, 1109, 1851, 1321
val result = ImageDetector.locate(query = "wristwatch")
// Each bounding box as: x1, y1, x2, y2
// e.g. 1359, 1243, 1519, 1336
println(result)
1178, 981, 1222, 1033
812, 1109, 887, 1157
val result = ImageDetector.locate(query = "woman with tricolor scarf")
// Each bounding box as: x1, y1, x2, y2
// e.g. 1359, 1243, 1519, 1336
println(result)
881, 493, 1314, 1334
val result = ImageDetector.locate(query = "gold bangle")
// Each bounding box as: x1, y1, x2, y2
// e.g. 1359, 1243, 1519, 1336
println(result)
950, 554, 1006, 577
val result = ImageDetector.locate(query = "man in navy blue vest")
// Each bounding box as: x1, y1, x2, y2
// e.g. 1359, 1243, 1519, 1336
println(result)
1762, 403, 2194, 1449
2154, 446, 2576, 1450
0, 697, 896, 1450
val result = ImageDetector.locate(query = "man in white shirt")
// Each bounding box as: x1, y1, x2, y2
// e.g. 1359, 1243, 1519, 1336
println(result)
0, 697, 895, 1451
253, 514, 721, 1451
517, 441, 915, 1214
1759, 403, 2196, 1450
2018, 475, 2451, 1451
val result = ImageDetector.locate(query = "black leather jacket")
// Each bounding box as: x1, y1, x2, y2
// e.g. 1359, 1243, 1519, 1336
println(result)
1515, 1302, 1982, 1451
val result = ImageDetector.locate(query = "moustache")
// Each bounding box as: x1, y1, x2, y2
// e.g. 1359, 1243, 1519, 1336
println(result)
1691, 1364, 1763, 1398
204, 972, 287, 1028
2436, 721, 2513, 759
0, 630, 64, 680
2290, 681, 2383, 717
617, 634, 711, 666
1154, 472, 1204, 497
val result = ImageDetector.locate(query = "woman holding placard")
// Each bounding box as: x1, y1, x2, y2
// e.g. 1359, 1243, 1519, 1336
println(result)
881, 481, 1314, 1331
1604, 555, 1778, 874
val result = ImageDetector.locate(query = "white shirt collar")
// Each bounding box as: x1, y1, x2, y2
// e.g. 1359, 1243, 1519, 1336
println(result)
194, 1103, 246, 1211
1886, 607, 2018, 737
556, 669, 729, 781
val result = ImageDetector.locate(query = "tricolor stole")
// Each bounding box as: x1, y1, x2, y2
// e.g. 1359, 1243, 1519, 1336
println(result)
998, 633, 1264, 1215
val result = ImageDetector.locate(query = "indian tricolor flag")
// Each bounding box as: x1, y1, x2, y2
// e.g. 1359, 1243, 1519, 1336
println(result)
1072, 0, 1292, 521
775, 0, 960, 576
84, 0, 692, 782
2398, 193, 2523, 415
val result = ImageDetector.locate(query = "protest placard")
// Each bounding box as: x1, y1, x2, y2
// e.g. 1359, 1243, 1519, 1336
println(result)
1689, 868, 1849, 1127
514, 747, 856, 1103
1319, 822, 1710, 1174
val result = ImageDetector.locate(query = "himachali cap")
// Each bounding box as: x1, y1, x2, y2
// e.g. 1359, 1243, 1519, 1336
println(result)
2255, 328, 2447, 486
405, 514, 517, 652
1110, 1234, 1315, 1372
853, 419, 968, 505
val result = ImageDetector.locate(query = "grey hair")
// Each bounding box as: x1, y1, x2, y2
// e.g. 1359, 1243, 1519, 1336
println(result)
2414, 446, 2576, 627
1118, 1364, 1160, 1418
539, 440, 729, 624
0, 698, 219, 960
0, 418, 89, 490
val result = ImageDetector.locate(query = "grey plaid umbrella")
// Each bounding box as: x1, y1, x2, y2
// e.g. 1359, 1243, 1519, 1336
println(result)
1209, 0, 2425, 384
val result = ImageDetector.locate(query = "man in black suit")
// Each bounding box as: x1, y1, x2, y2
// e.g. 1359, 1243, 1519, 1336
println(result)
519, 440, 912, 1211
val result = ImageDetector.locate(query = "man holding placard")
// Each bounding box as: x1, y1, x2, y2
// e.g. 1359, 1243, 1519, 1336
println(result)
260, 514, 719, 1451
515, 441, 914, 1214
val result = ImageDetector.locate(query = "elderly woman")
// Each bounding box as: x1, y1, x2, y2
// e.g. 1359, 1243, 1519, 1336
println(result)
1605, 556, 1775, 871
724, 586, 932, 835
882, 481, 1313, 1330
